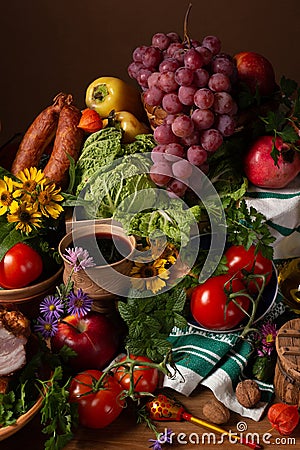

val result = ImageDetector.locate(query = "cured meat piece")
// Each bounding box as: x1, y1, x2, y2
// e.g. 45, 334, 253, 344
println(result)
0, 308, 30, 376
11, 93, 68, 175
0, 376, 9, 394
0, 326, 27, 376
43, 98, 84, 187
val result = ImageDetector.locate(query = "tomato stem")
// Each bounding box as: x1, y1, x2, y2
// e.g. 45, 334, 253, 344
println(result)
92, 350, 173, 400
240, 274, 266, 338
225, 272, 267, 338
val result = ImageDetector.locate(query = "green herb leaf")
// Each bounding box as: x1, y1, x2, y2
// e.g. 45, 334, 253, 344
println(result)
280, 76, 298, 99
118, 287, 187, 362
278, 124, 299, 143
0, 391, 16, 426
0, 223, 31, 261
225, 199, 275, 259
38, 366, 78, 450
260, 110, 286, 133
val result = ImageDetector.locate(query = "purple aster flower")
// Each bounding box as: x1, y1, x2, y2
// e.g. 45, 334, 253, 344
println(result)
39, 295, 64, 320
256, 322, 277, 356
261, 322, 277, 352
149, 439, 163, 450
64, 247, 96, 272
67, 288, 93, 317
34, 316, 58, 339
149, 429, 173, 449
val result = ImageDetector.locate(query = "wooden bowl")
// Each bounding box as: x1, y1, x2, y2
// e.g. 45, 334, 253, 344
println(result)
0, 395, 43, 441
0, 266, 63, 318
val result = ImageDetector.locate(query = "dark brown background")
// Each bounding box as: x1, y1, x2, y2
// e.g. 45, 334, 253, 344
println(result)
1, 0, 300, 147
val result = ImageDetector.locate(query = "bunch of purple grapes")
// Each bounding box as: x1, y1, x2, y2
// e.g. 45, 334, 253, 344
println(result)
128, 32, 238, 197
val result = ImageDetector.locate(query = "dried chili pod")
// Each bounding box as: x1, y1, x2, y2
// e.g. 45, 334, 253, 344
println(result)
78, 108, 103, 133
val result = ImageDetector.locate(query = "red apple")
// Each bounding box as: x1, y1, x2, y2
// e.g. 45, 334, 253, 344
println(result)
234, 51, 277, 96
51, 312, 119, 371
243, 135, 300, 188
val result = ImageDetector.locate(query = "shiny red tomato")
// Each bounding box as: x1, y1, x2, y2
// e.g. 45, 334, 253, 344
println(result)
0, 242, 43, 289
224, 245, 273, 293
69, 370, 125, 429
190, 274, 250, 331
114, 355, 159, 393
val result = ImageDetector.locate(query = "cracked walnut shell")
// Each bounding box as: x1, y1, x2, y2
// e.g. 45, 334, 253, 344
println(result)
235, 379, 261, 408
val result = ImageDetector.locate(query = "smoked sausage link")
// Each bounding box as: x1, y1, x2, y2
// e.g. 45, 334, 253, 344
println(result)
11, 93, 68, 175
43, 97, 84, 187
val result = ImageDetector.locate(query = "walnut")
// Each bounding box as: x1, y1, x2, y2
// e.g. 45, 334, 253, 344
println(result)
235, 379, 261, 408
202, 398, 231, 424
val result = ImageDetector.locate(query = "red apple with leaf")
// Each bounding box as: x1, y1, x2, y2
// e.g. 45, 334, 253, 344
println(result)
234, 51, 277, 96
51, 312, 119, 371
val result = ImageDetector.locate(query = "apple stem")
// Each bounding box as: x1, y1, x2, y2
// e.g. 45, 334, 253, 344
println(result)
59, 319, 81, 334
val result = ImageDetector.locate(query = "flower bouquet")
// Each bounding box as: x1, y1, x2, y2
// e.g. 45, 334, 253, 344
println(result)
0, 166, 66, 288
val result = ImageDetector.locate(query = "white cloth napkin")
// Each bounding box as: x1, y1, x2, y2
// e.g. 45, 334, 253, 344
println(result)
163, 293, 286, 421
245, 175, 300, 260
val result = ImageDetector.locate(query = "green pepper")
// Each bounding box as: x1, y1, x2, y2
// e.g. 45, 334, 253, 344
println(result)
85, 76, 145, 120
252, 354, 277, 382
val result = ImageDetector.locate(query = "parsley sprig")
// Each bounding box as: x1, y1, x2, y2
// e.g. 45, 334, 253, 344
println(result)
37, 366, 78, 450
259, 76, 300, 165
225, 199, 276, 260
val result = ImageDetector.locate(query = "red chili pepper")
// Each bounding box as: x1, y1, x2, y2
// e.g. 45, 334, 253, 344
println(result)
267, 403, 299, 435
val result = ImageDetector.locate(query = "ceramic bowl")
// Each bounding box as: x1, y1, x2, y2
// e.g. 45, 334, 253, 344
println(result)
0, 266, 63, 319
59, 221, 136, 312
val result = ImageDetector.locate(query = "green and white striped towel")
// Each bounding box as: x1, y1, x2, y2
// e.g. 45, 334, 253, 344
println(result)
163, 178, 298, 420
245, 175, 300, 260
163, 296, 286, 421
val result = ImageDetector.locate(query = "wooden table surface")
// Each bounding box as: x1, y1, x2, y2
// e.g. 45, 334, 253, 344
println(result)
3, 385, 299, 450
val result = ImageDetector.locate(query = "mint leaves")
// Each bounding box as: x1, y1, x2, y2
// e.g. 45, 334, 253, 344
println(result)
118, 287, 187, 362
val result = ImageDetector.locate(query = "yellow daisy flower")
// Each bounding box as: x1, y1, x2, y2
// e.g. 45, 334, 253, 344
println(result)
0, 176, 14, 215
130, 258, 170, 294
7, 200, 42, 234
160, 242, 178, 264
37, 182, 64, 219
13, 167, 47, 202
146, 236, 177, 258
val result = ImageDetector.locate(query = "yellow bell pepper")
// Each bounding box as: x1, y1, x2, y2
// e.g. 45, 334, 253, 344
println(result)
85, 76, 145, 120
113, 111, 151, 143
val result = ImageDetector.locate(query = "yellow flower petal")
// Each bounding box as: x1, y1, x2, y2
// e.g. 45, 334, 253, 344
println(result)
157, 269, 170, 280
146, 277, 166, 294
131, 277, 146, 290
